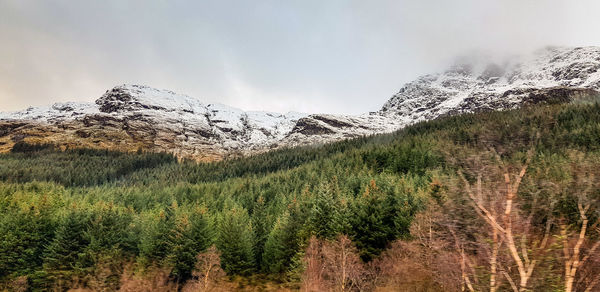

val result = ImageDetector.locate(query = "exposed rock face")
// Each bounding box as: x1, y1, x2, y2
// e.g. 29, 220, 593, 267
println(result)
1, 46, 600, 161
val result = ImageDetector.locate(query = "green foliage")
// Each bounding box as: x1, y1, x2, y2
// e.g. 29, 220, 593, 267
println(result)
306, 180, 349, 239
216, 206, 255, 275
0, 102, 599, 288
362, 138, 441, 175
166, 207, 213, 281
85, 204, 137, 256
350, 177, 424, 261
262, 199, 307, 275
251, 196, 270, 272
0, 204, 55, 281
138, 207, 174, 267
262, 212, 292, 274
40, 210, 91, 287
0, 147, 175, 186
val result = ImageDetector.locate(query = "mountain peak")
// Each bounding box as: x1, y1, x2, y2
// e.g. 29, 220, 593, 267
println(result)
380, 46, 600, 121
96, 84, 207, 113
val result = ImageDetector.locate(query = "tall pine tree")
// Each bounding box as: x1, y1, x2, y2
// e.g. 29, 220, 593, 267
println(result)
262, 212, 293, 274
307, 180, 346, 239
166, 207, 213, 281
251, 196, 269, 272
41, 211, 91, 288
216, 205, 255, 275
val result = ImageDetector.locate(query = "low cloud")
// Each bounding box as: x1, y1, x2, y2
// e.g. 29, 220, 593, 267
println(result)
1, 0, 599, 114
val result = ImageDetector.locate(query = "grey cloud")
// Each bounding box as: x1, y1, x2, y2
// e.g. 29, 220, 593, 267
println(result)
1, 0, 599, 114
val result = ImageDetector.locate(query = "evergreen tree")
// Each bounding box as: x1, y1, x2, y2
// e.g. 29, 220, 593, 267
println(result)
251, 196, 269, 271
216, 206, 255, 275
263, 195, 309, 276
307, 181, 345, 239
166, 208, 213, 281
262, 212, 292, 274
138, 207, 175, 267
80, 206, 138, 289
41, 211, 91, 288
350, 179, 397, 261
85, 206, 136, 256
0, 202, 55, 281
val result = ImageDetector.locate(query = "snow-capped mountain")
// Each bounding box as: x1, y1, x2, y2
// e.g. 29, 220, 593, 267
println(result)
380, 46, 600, 122
1, 46, 600, 161
0, 85, 403, 160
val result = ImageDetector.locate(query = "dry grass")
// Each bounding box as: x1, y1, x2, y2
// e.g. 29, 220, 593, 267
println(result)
0, 121, 224, 162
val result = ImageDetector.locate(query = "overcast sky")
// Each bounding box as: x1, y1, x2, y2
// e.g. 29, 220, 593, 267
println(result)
1, 0, 600, 114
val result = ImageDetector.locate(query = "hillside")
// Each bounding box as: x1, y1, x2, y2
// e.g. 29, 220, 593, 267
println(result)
1, 102, 600, 291
2, 46, 600, 161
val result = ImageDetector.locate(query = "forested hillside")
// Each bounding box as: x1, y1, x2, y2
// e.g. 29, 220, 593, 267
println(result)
1, 103, 600, 291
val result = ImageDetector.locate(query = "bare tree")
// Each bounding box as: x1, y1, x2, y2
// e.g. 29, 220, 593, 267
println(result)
556, 152, 600, 292
406, 184, 465, 292
182, 245, 225, 292
321, 235, 366, 292
5, 276, 28, 292
301, 235, 366, 292
456, 147, 554, 292
372, 238, 456, 291
302, 236, 327, 292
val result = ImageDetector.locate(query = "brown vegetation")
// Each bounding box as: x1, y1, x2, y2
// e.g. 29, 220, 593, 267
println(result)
301, 235, 369, 292
181, 246, 225, 292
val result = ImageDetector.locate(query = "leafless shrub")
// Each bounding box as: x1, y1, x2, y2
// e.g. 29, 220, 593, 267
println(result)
372, 240, 456, 292
322, 235, 367, 292
117, 265, 175, 292
87, 253, 125, 291
555, 151, 600, 292
5, 276, 28, 292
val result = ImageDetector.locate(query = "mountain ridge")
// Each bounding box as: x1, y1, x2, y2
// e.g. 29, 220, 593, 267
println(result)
2, 46, 600, 161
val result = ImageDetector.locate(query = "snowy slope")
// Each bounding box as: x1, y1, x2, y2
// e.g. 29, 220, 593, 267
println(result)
380, 46, 600, 123
0, 83, 402, 160
0, 102, 99, 122
2, 46, 600, 160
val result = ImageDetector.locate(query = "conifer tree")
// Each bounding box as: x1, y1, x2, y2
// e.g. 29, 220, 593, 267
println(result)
264, 196, 308, 276
262, 212, 291, 274
42, 211, 91, 288
351, 179, 397, 261
0, 199, 55, 280
307, 181, 345, 239
84, 206, 136, 256
138, 207, 175, 267
216, 206, 255, 275
166, 208, 213, 281
251, 196, 269, 271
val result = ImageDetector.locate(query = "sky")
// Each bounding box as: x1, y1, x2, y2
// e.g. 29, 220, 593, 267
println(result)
1, 0, 600, 114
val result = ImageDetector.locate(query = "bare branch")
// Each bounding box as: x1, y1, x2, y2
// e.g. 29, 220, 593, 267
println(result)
458, 170, 506, 234
501, 269, 519, 292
